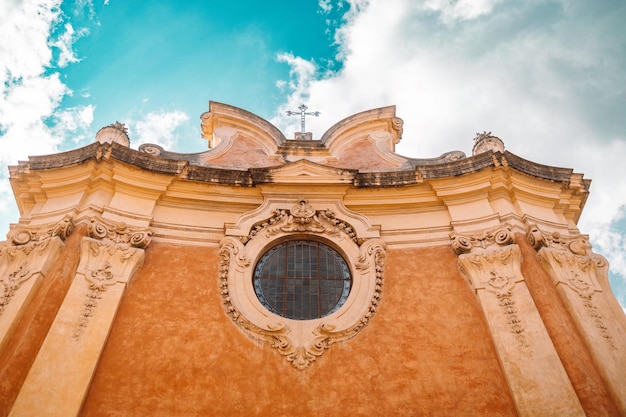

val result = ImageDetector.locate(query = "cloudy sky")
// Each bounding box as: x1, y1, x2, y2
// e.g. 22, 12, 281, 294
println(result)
1, 0, 625, 307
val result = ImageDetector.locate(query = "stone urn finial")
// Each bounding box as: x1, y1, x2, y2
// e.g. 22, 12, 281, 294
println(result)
472, 131, 504, 155
96, 122, 130, 147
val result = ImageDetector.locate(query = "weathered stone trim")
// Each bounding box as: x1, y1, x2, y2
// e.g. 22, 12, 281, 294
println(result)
17, 142, 587, 188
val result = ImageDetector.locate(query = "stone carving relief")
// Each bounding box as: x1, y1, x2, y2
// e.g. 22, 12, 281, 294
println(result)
0, 263, 30, 316
88, 218, 152, 249
527, 225, 616, 350
73, 218, 152, 340
244, 199, 360, 244
219, 199, 384, 370
0, 216, 73, 316
451, 226, 527, 347
451, 226, 514, 254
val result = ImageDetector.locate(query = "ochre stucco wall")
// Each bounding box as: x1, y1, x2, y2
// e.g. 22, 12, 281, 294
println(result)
80, 243, 518, 416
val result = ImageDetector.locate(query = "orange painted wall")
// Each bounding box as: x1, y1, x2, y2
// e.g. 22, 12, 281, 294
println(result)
80, 243, 518, 416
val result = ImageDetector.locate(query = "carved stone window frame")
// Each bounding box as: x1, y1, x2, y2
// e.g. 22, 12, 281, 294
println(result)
218, 199, 385, 369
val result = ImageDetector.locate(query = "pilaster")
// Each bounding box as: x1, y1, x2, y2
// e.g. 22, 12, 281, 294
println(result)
451, 226, 584, 417
528, 225, 626, 415
0, 217, 73, 354
9, 218, 151, 417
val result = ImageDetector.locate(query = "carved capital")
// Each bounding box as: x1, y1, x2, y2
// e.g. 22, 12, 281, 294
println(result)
450, 225, 514, 255
8, 216, 74, 246
526, 224, 589, 255
88, 217, 152, 249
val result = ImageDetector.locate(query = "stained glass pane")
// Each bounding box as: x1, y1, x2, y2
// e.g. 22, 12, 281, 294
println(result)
253, 240, 351, 320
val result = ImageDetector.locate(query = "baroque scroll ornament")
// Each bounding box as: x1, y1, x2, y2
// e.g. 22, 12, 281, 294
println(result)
244, 199, 360, 244
0, 216, 74, 316
220, 199, 385, 370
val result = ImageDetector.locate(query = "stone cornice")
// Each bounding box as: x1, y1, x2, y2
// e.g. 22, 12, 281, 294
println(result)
10, 142, 589, 189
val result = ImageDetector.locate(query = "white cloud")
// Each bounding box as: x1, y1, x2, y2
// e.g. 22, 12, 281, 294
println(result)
274, 0, 626, 306
52, 104, 96, 144
0, 0, 60, 85
127, 110, 190, 150
0, 0, 95, 238
423, 0, 505, 23
52, 23, 88, 67
319, 0, 333, 13
271, 53, 320, 136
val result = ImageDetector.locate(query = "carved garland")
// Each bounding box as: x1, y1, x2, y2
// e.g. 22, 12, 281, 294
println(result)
0, 263, 30, 316
451, 226, 528, 347
243, 199, 361, 245
219, 199, 384, 370
73, 218, 152, 340
74, 262, 116, 339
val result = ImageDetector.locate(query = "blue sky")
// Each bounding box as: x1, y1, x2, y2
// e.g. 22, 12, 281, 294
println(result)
1, 0, 625, 308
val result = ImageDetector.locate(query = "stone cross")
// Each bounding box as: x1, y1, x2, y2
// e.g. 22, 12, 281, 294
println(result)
286, 104, 320, 134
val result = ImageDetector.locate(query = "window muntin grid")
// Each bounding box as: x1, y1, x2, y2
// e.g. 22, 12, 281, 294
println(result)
253, 240, 351, 320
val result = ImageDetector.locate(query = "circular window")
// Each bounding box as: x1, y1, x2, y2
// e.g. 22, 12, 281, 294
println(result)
253, 240, 352, 320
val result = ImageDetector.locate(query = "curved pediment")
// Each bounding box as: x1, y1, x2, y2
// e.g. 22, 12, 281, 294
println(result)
200, 101, 287, 151
320, 105, 403, 151
198, 102, 408, 171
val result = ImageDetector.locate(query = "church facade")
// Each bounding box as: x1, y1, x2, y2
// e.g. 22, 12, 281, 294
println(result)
1, 102, 625, 416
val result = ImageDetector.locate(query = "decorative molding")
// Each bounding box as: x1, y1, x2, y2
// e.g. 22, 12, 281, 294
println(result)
527, 224, 589, 255
88, 218, 152, 249
458, 245, 528, 348
8, 215, 74, 246
219, 199, 384, 370
0, 216, 74, 316
72, 218, 152, 340
450, 225, 514, 255
528, 224, 616, 350
73, 262, 116, 340
244, 199, 360, 244
0, 263, 30, 316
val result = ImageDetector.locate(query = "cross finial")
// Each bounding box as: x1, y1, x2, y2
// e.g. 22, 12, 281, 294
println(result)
286, 104, 320, 135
